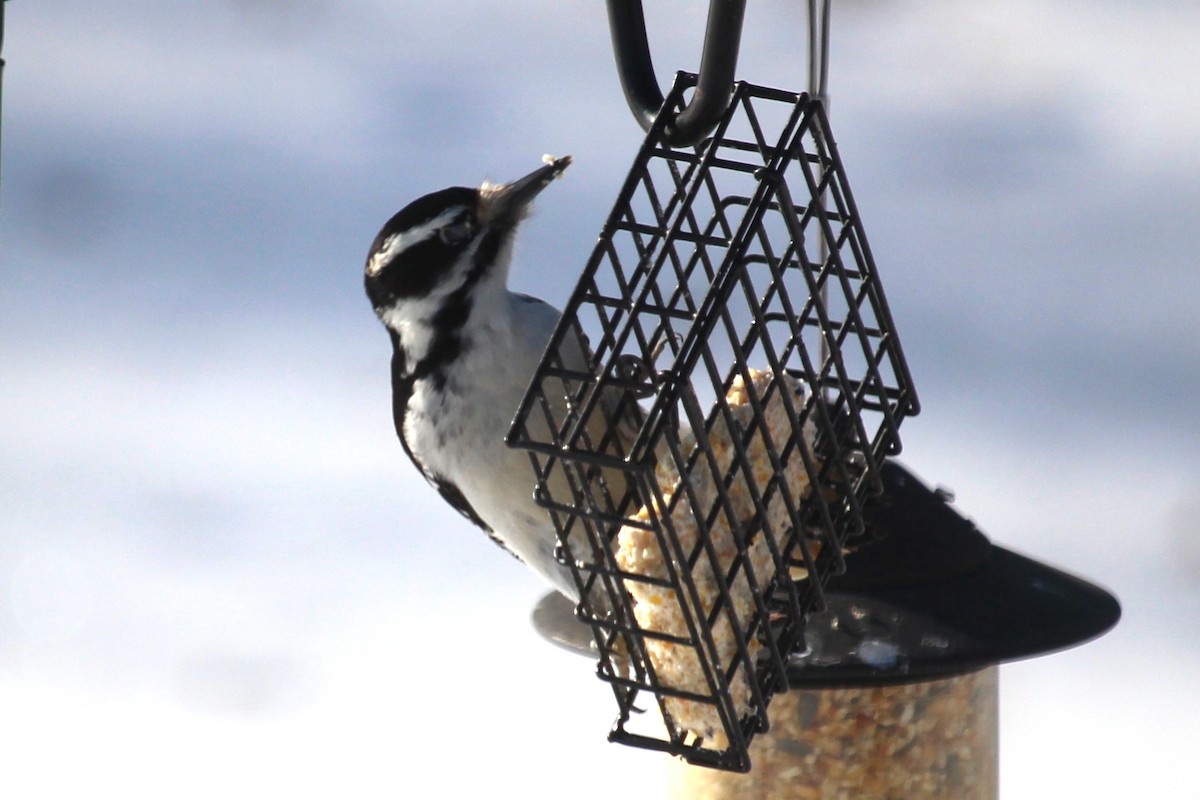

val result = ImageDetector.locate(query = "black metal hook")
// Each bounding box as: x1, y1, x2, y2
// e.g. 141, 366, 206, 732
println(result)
606, 0, 746, 147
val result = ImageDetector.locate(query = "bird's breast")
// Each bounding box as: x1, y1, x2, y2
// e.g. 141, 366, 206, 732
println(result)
402, 316, 537, 487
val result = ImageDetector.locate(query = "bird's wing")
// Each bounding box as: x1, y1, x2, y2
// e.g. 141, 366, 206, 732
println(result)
512, 294, 649, 519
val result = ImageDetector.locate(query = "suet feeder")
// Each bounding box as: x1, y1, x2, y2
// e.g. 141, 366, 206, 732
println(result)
510, 0, 1119, 782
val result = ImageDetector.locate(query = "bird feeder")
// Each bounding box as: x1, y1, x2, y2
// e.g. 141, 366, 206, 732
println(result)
510, 72, 921, 771
509, 0, 1119, 786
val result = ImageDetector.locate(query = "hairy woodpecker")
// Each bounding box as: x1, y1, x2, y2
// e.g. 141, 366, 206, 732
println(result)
364, 156, 589, 600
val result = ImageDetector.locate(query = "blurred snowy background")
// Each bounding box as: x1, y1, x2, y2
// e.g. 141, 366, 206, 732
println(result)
1, 1, 1197, 797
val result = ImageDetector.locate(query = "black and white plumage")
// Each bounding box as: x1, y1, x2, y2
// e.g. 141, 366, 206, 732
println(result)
364, 156, 586, 600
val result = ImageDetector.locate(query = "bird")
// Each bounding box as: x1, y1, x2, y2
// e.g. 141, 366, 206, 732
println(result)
364, 155, 617, 603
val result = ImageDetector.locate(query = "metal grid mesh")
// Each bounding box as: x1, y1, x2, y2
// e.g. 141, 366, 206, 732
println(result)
508, 73, 918, 771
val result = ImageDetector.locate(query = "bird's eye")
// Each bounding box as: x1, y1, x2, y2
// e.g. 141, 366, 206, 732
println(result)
438, 219, 475, 245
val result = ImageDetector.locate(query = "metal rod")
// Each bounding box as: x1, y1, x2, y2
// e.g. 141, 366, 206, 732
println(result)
807, 0, 832, 105
808, 0, 833, 384
1, 0, 8, 205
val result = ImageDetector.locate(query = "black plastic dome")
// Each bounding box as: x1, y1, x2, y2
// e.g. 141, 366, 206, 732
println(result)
533, 460, 1121, 689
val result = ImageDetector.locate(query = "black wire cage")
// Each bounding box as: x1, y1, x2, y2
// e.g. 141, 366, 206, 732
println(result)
508, 72, 919, 771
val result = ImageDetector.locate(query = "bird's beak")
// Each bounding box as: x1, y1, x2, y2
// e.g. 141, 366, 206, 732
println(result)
479, 155, 572, 223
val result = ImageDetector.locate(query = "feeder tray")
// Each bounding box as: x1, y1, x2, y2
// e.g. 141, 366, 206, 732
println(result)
508, 72, 918, 771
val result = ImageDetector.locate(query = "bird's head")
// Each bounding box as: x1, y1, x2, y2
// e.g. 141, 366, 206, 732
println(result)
364, 155, 572, 323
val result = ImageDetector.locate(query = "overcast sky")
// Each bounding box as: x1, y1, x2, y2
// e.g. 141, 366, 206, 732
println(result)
1, 2, 1198, 797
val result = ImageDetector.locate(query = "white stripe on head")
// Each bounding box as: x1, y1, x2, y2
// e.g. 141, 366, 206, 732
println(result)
366, 206, 465, 277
